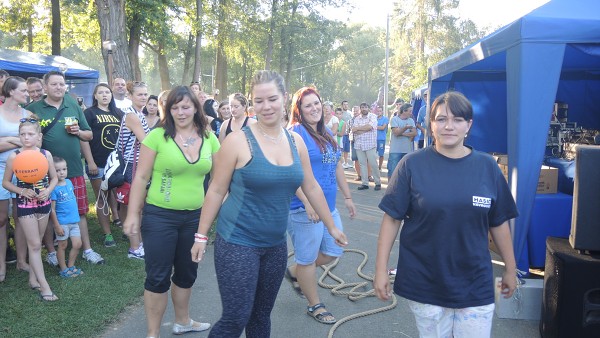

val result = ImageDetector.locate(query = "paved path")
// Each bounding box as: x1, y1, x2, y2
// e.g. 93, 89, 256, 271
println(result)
102, 167, 540, 338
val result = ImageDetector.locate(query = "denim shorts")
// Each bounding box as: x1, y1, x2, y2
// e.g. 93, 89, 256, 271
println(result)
287, 208, 343, 265
377, 140, 386, 156
387, 153, 407, 178
85, 165, 105, 180
56, 223, 81, 241
0, 185, 10, 200
407, 300, 495, 338
0, 169, 16, 200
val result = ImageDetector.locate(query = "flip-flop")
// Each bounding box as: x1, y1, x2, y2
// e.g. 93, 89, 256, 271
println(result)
30, 284, 41, 290
39, 293, 58, 302
285, 267, 305, 298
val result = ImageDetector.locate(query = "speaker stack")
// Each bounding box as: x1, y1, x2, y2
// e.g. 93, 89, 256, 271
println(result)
540, 145, 600, 338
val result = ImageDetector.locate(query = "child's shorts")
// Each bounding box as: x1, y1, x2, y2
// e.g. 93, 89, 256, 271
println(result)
56, 223, 81, 241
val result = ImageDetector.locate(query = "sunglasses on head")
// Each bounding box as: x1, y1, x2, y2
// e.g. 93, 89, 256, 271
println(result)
132, 81, 146, 87
19, 118, 38, 124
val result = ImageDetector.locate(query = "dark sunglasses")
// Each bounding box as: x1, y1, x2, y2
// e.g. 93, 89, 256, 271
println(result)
132, 81, 146, 87
19, 118, 38, 123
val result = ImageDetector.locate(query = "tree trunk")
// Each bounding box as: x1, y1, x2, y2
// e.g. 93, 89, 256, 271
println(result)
50, 0, 61, 55
214, 0, 228, 98
95, 0, 133, 83
284, 1, 298, 93
241, 50, 248, 95
182, 33, 194, 85
27, 18, 33, 52
157, 41, 171, 91
192, 0, 203, 84
264, 0, 278, 70
128, 15, 142, 81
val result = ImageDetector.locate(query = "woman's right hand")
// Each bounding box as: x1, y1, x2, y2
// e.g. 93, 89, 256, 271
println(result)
191, 241, 208, 263
374, 268, 392, 301
123, 214, 140, 236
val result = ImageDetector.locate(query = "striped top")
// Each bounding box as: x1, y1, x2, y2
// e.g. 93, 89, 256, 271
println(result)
116, 106, 149, 163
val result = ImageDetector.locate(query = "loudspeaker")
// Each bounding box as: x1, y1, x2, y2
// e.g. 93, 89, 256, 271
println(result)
540, 237, 600, 338
570, 145, 600, 252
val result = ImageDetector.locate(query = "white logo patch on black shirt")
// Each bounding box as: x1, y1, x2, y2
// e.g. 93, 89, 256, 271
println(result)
473, 196, 491, 208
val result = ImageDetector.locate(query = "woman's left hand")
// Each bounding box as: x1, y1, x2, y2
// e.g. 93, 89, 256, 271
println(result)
328, 227, 348, 247
498, 270, 517, 298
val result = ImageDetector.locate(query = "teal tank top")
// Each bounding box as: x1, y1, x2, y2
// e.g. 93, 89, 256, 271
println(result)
216, 126, 304, 247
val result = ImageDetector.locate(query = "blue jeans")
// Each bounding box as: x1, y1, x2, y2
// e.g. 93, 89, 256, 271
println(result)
387, 153, 407, 178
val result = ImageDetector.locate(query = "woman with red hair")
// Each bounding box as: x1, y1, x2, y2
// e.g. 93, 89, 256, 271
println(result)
285, 86, 356, 324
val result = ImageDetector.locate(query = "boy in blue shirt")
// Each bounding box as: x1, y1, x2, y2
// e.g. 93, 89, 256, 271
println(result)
50, 157, 83, 278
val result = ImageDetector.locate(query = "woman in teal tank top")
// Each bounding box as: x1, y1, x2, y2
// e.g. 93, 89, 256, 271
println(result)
191, 71, 348, 337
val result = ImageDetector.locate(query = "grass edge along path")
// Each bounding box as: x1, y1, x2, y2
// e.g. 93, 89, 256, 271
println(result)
0, 183, 146, 338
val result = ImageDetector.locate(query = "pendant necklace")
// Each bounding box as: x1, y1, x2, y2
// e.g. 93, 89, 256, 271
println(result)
257, 123, 284, 144
178, 133, 197, 147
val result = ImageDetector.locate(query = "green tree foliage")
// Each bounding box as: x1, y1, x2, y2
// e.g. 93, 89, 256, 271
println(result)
389, 0, 487, 100
1, 0, 488, 107
0, 0, 50, 53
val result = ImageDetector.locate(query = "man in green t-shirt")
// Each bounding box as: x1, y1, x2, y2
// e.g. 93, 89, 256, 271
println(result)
27, 71, 105, 265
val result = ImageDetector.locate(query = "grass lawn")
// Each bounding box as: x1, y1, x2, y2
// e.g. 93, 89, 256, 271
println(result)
0, 183, 146, 338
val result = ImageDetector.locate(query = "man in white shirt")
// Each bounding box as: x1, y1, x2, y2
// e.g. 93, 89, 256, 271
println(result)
112, 77, 132, 109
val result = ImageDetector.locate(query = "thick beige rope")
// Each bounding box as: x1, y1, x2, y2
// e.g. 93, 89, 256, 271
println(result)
289, 249, 397, 338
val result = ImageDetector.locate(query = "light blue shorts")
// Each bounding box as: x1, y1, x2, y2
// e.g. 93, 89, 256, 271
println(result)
0, 185, 10, 200
56, 223, 81, 241
287, 207, 344, 265
0, 171, 17, 200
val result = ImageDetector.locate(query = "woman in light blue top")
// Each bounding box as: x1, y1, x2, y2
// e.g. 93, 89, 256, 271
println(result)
286, 86, 356, 324
191, 71, 348, 337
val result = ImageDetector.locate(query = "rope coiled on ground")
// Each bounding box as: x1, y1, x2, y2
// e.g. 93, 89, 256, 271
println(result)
289, 248, 397, 338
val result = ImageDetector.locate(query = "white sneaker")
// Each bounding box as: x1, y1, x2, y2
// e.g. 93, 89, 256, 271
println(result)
128, 248, 144, 260
83, 250, 105, 264
172, 319, 210, 335
46, 252, 58, 267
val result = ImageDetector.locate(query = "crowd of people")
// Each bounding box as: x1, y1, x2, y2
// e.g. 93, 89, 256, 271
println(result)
0, 67, 518, 338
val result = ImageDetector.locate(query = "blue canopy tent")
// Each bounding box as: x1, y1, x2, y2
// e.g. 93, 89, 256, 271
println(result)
0, 48, 99, 105
428, 0, 600, 273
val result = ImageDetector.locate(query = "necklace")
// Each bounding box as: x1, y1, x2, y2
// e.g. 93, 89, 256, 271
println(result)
257, 123, 284, 144
178, 132, 197, 147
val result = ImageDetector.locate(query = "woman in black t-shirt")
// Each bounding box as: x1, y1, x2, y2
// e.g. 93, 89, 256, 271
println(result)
81, 84, 124, 246
375, 91, 518, 338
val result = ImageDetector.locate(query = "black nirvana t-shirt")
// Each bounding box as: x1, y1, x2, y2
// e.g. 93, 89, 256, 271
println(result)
83, 106, 123, 167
